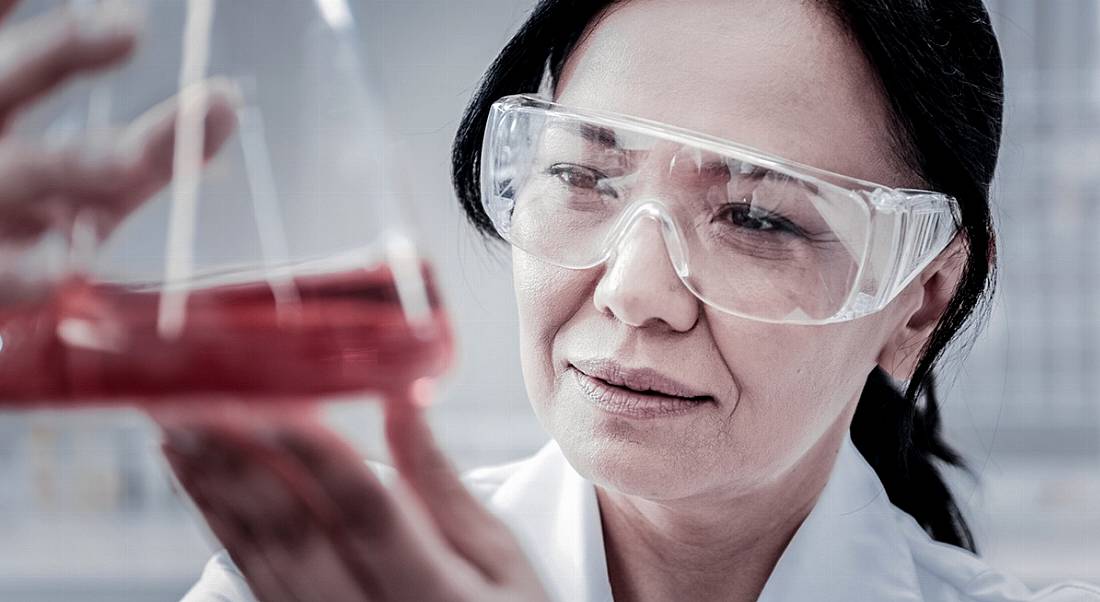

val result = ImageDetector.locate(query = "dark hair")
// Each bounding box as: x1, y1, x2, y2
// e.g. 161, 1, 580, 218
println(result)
451, 0, 1003, 553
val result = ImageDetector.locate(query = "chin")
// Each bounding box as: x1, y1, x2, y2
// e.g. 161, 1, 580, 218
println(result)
549, 410, 707, 501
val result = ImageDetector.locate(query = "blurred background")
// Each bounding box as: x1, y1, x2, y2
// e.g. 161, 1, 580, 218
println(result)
0, 0, 1097, 599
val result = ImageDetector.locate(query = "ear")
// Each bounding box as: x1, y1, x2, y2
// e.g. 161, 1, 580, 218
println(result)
876, 236, 967, 381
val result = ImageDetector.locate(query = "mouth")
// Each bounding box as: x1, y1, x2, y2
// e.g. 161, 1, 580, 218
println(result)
569, 361, 714, 420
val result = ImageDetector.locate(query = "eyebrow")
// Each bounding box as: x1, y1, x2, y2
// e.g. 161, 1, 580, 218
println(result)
717, 161, 821, 195
550, 120, 620, 148
548, 120, 822, 194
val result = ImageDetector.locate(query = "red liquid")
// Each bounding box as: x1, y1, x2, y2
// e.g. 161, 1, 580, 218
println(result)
0, 262, 453, 406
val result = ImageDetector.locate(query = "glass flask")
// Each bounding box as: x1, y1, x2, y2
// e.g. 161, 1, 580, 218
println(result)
0, 0, 455, 409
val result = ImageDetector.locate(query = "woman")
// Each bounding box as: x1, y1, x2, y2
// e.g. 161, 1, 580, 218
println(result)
1, 0, 1097, 600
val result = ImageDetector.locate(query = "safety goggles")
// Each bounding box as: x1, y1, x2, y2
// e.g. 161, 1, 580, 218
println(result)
480, 94, 960, 324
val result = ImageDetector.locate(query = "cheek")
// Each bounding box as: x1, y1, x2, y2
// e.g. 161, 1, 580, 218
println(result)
512, 250, 590, 407
705, 317, 885, 472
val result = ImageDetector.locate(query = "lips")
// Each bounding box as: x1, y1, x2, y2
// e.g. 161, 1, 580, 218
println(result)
568, 358, 715, 420
570, 358, 712, 400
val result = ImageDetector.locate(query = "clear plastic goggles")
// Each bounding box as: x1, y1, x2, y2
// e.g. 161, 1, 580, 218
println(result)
480, 94, 960, 324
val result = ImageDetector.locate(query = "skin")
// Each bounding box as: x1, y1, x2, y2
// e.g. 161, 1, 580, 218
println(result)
0, 0, 963, 600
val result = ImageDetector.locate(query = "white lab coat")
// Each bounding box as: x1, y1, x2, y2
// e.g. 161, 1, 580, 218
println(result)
183, 434, 1100, 601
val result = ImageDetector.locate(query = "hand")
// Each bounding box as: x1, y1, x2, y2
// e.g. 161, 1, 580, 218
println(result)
0, 0, 238, 304
157, 393, 553, 602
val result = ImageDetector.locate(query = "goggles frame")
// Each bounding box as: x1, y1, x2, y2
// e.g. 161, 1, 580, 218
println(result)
480, 94, 961, 324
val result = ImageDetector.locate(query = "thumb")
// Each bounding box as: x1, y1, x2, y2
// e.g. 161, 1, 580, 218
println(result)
384, 382, 524, 582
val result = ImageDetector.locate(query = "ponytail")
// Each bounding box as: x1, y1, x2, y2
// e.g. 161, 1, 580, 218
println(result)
831, 0, 1002, 555
852, 367, 976, 552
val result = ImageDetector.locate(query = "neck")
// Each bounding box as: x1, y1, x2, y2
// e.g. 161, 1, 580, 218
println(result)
597, 429, 848, 602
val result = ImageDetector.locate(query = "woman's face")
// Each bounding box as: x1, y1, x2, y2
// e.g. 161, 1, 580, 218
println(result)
513, 0, 923, 501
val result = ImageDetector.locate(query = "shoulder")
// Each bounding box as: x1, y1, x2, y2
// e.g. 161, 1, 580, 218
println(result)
894, 509, 1100, 602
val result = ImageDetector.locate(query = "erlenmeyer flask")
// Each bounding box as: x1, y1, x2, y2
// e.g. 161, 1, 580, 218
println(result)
0, 0, 454, 407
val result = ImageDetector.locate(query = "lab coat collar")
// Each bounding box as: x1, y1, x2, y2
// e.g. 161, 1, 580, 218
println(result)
488, 434, 924, 602
486, 442, 614, 602
756, 435, 924, 601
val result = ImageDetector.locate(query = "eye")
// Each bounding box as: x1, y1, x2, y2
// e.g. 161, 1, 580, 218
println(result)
719, 201, 801, 235
547, 163, 617, 197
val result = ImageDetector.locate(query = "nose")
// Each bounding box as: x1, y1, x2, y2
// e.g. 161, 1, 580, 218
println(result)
592, 213, 700, 332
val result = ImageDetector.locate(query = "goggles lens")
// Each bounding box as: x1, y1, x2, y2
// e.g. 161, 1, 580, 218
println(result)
481, 95, 958, 324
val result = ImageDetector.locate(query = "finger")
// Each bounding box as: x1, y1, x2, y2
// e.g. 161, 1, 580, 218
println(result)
385, 383, 527, 583
0, 80, 239, 243
162, 441, 301, 602
0, 138, 138, 241
116, 77, 240, 215
272, 418, 478, 599
0, 1, 139, 130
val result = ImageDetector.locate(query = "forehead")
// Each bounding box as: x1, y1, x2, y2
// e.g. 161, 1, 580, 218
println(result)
553, 0, 906, 186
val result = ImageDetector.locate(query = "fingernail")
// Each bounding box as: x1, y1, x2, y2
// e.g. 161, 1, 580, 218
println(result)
114, 129, 146, 170
210, 77, 247, 109
76, 0, 142, 44
410, 377, 435, 408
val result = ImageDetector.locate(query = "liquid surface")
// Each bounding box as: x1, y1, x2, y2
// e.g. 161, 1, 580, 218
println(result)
0, 261, 453, 406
